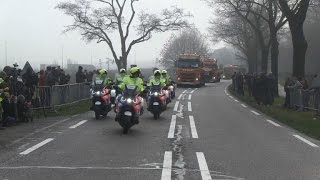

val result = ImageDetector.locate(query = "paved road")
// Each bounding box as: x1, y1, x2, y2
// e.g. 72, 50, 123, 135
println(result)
1, 80, 320, 179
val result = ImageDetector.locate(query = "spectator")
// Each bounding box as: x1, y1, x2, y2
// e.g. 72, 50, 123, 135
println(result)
76, 66, 86, 83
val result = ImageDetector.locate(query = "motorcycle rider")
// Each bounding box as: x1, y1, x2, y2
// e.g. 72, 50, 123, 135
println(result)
115, 68, 127, 85
115, 67, 145, 123
91, 69, 112, 110
147, 70, 165, 111
94, 69, 112, 87
161, 70, 175, 98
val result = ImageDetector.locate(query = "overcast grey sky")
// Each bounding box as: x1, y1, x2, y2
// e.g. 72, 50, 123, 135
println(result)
0, 0, 217, 70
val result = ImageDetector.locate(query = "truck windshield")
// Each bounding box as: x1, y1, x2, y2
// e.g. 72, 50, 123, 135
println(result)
177, 59, 200, 68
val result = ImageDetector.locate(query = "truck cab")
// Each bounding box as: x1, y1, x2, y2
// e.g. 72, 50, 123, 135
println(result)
175, 54, 205, 87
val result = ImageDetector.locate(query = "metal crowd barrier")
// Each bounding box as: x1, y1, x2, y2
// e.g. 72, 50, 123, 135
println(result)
32, 83, 90, 109
51, 83, 90, 107
289, 87, 320, 113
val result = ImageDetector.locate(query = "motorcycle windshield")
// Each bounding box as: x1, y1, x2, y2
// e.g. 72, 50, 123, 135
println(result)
151, 84, 162, 93
94, 80, 104, 91
123, 85, 138, 98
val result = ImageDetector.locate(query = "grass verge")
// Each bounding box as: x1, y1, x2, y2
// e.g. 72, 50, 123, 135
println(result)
33, 99, 91, 118
228, 85, 320, 140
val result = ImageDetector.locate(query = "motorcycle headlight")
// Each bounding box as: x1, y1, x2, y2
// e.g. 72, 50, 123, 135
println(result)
127, 98, 133, 104
213, 77, 216, 79
96, 91, 101, 95
154, 92, 159, 97
195, 78, 199, 81
177, 77, 181, 81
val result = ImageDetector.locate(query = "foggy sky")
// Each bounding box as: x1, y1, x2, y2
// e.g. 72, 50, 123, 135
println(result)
0, 0, 215, 70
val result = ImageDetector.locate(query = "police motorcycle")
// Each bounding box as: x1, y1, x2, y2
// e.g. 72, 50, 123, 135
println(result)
115, 85, 143, 134
147, 82, 167, 120
90, 79, 112, 119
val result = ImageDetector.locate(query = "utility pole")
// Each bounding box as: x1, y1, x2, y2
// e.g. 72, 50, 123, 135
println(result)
5, 41, 7, 66
99, 59, 102, 68
61, 45, 64, 69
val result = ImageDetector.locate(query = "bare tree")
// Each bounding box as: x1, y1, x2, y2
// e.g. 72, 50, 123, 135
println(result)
278, 0, 311, 77
56, 0, 190, 70
205, 0, 271, 73
208, 6, 262, 73
159, 28, 210, 68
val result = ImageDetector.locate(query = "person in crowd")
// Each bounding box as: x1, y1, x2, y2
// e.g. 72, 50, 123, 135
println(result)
76, 66, 86, 83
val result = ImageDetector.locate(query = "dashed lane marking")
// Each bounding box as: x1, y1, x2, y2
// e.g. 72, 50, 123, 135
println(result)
293, 135, 319, 147
69, 120, 88, 129
228, 95, 234, 99
266, 120, 281, 127
173, 101, 179, 112
190, 88, 198, 94
240, 104, 247, 108
161, 151, 172, 180
168, 115, 176, 139
196, 152, 212, 180
7, 118, 70, 148
20, 138, 54, 155
250, 110, 260, 116
189, 116, 199, 138
178, 94, 183, 100
234, 99, 239, 102
188, 102, 192, 112
182, 90, 187, 94
188, 94, 192, 100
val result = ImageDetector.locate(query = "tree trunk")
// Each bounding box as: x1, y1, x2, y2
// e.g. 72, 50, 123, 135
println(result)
270, 26, 279, 96
289, 22, 308, 78
261, 47, 269, 73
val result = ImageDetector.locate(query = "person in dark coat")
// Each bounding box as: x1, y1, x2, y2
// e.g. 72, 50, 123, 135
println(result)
76, 66, 86, 83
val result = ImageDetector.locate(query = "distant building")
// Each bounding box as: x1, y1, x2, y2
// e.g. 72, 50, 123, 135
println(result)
67, 64, 96, 72
40, 64, 59, 70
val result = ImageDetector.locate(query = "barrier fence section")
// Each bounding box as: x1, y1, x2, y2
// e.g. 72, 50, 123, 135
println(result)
289, 87, 320, 112
33, 83, 90, 109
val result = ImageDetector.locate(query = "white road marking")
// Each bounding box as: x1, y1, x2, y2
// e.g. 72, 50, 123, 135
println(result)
226, 93, 229, 96
188, 94, 192, 100
7, 118, 70, 147
161, 151, 172, 180
196, 152, 212, 180
178, 94, 183, 100
234, 99, 239, 102
188, 102, 192, 112
0, 166, 162, 170
72, 114, 78, 118
228, 95, 234, 99
69, 120, 88, 129
182, 90, 187, 94
266, 120, 281, 127
173, 101, 179, 111
168, 115, 176, 138
241, 104, 247, 108
20, 138, 54, 155
191, 88, 198, 93
224, 90, 227, 93
189, 116, 198, 138
250, 110, 260, 116
293, 135, 319, 147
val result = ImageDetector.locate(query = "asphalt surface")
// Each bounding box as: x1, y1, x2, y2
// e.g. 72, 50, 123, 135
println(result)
1, 80, 320, 180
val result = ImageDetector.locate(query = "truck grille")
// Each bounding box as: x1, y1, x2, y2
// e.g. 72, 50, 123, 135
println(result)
179, 72, 196, 82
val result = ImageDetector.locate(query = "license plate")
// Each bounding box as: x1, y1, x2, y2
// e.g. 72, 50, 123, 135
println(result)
95, 101, 102, 105
124, 111, 132, 116
153, 102, 160, 105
